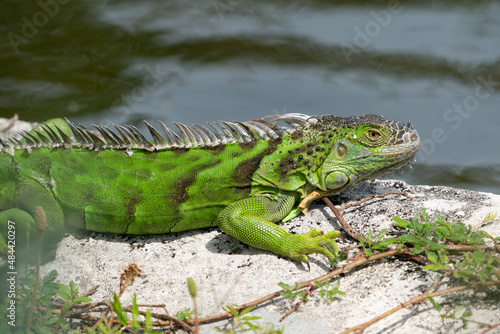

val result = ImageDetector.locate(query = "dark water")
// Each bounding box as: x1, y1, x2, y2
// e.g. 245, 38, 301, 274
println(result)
1, 0, 499, 194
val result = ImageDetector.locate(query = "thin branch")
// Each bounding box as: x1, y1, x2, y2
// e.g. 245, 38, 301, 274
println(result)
80, 285, 100, 297
339, 280, 500, 334
322, 191, 412, 241
322, 197, 362, 240
446, 244, 500, 253
279, 284, 313, 322
480, 321, 500, 334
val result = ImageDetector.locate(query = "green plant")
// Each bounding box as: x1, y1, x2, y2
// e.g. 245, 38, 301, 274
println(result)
214, 306, 283, 334
315, 280, 345, 303
278, 282, 309, 302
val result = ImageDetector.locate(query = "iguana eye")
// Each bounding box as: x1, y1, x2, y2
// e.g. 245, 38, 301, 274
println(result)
368, 130, 380, 140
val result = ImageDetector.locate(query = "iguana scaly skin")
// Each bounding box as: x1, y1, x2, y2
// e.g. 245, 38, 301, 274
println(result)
0, 113, 420, 266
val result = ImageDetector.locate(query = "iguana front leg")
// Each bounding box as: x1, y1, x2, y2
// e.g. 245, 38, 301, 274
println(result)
217, 191, 340, 267
298, 189, 333, 215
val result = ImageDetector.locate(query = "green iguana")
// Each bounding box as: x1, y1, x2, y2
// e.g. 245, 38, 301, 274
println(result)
0, 113, 420, 266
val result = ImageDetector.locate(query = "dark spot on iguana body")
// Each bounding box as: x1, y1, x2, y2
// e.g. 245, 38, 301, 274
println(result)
232, 151, 243, 158
233, 138, 281, 195
126, 197, 141, 222
159, 162, 178, 171
135, 168, 152, 180
99, 166, 120, 179
239, 141, 257, 150
173, 148, 189, 156
203, 144, 225, 154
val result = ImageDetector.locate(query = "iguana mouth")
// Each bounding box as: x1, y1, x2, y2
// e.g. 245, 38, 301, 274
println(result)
379, 128, 420, 155
367, 128, 421, 179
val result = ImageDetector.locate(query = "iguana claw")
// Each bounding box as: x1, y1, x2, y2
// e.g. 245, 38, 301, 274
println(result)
284, 229, 341, 266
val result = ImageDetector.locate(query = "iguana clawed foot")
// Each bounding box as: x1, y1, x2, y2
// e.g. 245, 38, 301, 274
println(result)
284, 229, 341, 269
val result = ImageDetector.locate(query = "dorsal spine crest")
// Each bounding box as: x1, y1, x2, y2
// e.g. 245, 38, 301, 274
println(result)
0, 113, 319, 155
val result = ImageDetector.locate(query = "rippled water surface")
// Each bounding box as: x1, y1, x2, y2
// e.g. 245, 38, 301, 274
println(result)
1, 0, 499, 193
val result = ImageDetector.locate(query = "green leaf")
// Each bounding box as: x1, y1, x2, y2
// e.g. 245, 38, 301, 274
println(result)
226, 305, 238, 316
372, 238, 398, 249
144, 309, 153, 334
410, 245, 424, 254
427, 240, 446, 251
333, 288, 346, 295
367, 230, 374, 244
54, 289, 71, 301
175, 307, 193, 320
393, 216, 411, 228
427, 296, 441, 312
131, 294, 140, 332
110, 293, 128, 326
399, 234, 425, 245
73, 296, 92, 303
472, 251, 486, 265
424, 263, 443, 271
454, 268, 475, 280
375, 229, 387, 243
278, 282, 292, 292
437, 220, 452, 230
359, 236, 366, 248
426, 251, 439, 264
239, 307, 253, 316
421, 208, 429, 223
69, 281, 79, 296
58, 284, 71, 296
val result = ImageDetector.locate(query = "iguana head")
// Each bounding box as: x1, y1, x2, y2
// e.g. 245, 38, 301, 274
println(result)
252, 113, 419, 196
315, 114, 420, 192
